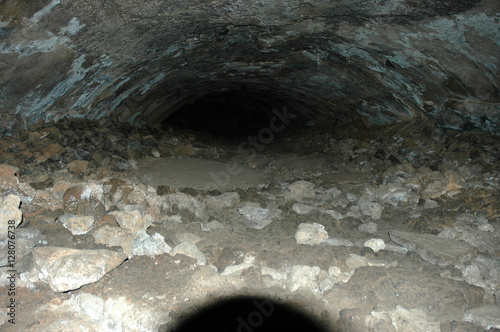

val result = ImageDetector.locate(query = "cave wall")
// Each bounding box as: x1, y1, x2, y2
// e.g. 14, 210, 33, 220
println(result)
0, 0, 499, 135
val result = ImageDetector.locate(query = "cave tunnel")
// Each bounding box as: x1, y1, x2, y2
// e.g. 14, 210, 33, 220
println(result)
163, 89, 307, 141
0, 0, 499, 331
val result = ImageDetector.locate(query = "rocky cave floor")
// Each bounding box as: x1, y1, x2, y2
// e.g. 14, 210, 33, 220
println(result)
0, 116, 500, 332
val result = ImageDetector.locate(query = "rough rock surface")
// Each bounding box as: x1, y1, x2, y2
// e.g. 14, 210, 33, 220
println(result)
390, 230, 476, 267
29, 246, 127, 292
0, 0, 498, 136
0, 115, 498, 331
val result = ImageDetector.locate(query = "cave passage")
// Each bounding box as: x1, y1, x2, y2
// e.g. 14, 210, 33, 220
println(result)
163, 90, 303, 141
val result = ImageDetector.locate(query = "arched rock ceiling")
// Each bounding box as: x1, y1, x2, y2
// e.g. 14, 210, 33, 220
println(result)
0, 0, 499, 135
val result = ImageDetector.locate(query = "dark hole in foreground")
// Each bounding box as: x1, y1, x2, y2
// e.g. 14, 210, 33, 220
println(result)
169, 296, 330, 332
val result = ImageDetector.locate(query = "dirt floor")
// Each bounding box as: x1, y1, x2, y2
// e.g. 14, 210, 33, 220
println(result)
0, 116, 499, 331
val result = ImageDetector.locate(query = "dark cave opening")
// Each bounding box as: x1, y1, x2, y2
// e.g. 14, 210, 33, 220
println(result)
161, 90, 305, 141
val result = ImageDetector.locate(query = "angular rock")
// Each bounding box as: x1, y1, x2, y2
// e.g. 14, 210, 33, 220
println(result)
463, 305, 500, 330
424, 199, 439, 209
0, 165, 19, 193
0, 165, 35, 203
216, 247, 245, 273
58, 214, 95, 235
390, 230, 476, 267
131, 230, 172, 257
295, 222, 328, 245
292, 203, 313, 214
171, 242, 207, 266
384, 244, 408, 255
286, 180, 316, 200
205, 192, 240, 209
167, 192, 207, 220
0, 194, 23, 240
93, 225, 135, 257
110, 210, 152, 234
63, 184, 92, 213
367, 306, 440, 332
202, 219, 224, 231
68, 160, 89, 174
65, 292, 105, 322
359, 201, 383, 219
364, 238, 386, 252
31, 246, 127, 292
237, 202, 282, 229
358, 222, 378, 234
287, 265, 321, 292
327, 267, 484, 322
261, 266, 288, 282
325, 209, 343, 220
174, 232, 201, 244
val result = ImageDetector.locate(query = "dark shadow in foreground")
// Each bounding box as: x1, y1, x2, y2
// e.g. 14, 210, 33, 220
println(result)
166, 295, 332, 332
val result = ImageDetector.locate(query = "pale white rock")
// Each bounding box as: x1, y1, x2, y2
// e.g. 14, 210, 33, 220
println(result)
287, 265, 321, 292
31, 246, 127, 292
132, 230, 172, 257
292, 203, 313, 214
238, 202, 282, 229
152, 149, 161, 158
58, 214, 95, 235
0, 194, 23, 240
318, 271, 335, 292
462, 264, 486, 289
328, 266, 342, 277
171, 242, 207, 266
338, 271, 353, 283
364, 238, 386, 252
325, 209, 343, 220
368, 306, 440, 332
261, 266, 288, 281
295, 223, 328, 245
